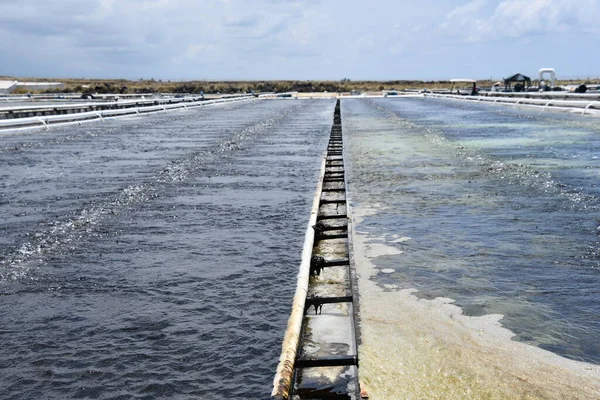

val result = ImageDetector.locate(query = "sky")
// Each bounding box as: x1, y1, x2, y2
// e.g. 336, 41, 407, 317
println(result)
0, 0, 599, 81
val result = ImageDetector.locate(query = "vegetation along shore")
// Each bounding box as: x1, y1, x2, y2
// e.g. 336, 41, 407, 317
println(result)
2, 76, 597, 95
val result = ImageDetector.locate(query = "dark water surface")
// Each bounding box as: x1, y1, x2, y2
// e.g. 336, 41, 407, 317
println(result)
344, 98, 600, 365
0, 100, 334, 399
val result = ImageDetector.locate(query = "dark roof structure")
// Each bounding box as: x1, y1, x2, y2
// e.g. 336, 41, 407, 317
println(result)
504, 73, 531, 91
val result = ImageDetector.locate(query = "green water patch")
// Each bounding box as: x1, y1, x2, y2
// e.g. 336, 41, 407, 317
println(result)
343, 98, 600, 364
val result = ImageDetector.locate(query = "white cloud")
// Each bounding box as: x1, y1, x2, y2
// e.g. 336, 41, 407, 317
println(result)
441, 0, 600, 42
0, 0, 597, 80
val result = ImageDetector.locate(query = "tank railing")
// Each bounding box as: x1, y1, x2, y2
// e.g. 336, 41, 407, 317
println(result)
425, 93, 600, 115
0, 93, 160, 102
0, 97, 193, 113
0, 95, 255, 116
0, 96, 254, 132
483, 91, 600, 99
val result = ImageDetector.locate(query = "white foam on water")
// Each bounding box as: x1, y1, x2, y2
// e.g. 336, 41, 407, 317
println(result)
364, 243, 403, 258
351, 207, 600, 399
389, 236, 412, 243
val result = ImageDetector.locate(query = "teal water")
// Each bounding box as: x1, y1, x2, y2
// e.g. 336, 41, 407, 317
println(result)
344, 97, 600, 364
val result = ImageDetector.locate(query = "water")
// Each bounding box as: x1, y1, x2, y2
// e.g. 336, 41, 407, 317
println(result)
0, 99, 335, 399
344, 97, 600, 365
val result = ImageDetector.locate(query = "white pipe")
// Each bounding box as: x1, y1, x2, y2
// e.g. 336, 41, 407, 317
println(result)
0, 97, 254, 132
272, 154, 327, 399
36, 118, 49, 130
0, 117, 45, 127
0, 95, 251, 113
583, 101, 598, 115
428, 94, 600, 116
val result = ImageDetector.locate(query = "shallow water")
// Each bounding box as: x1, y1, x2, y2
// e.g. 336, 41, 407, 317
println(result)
344, 97, 600, 364
0, 99, 334, 399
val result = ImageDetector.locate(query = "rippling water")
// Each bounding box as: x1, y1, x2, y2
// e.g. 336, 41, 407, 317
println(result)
0, 100, 334, 398
344, 97, 600, 364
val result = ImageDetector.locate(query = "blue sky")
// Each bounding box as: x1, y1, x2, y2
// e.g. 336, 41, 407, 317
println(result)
0, 0, 598, 81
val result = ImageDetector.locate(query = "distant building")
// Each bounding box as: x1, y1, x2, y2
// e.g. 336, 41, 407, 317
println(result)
0, 80, 18, 94
0, 80, 64, 94
15, 82, 65, 92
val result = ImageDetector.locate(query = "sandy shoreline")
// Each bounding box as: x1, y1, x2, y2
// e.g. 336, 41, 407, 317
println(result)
352, 206, 600, 400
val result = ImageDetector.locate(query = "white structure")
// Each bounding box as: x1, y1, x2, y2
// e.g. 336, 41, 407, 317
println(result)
0, 81, 64, 94
16, 82, 65, 92
0, 80, 18, 94
538, 68, 556, 87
